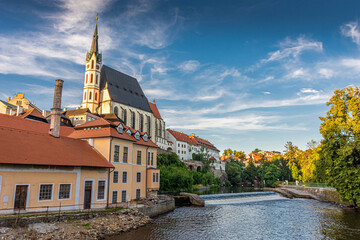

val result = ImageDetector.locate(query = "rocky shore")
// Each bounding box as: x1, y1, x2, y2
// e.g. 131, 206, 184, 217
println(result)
0, 208, 151, 240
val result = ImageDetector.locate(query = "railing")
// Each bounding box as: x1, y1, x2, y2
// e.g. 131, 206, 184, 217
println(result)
0, 201, 142, 226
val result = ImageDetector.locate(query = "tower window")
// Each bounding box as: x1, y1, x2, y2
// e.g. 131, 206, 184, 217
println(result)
84, 92, 86, 100
95, 92, 98, 101
90, 74, 93, 83
114, 106, 119, 116
91, 60, 94, 69
86, 74, 88, 84
96, 75, 98, 84
89, 92, 92, 100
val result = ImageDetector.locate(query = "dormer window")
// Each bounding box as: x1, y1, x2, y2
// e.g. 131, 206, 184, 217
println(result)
126, 129, 132, 136
117, 124, 124, 134
143, 133, 148, 142
135, 132, 140, 141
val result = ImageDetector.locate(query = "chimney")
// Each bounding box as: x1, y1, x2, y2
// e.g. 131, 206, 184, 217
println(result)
42, 109, 47, 117
49, 79, 64, 138
16, 106, 23, 116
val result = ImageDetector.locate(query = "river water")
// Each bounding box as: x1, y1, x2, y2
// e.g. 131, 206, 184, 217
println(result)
116, 191, 360, 240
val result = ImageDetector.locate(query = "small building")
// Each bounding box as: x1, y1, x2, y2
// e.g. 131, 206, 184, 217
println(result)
0, 100, 17, 115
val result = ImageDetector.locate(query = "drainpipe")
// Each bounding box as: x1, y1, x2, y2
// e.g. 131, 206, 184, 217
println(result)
145, 146, 149, 198
107, 137, 113, 208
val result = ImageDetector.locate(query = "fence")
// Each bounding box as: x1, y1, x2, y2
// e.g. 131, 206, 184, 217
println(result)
0, 201, 142, 226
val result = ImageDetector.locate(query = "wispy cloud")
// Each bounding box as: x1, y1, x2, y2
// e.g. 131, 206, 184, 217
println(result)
178, 60, 200, 73
341, 20, 360, 46
262, 36, 323, 63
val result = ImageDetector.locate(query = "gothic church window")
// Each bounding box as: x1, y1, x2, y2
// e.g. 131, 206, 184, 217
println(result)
122, 108, 127, 125
96, 75, 98, 84
140, 114, 144, 132
131, 111, 135, 129
147, 116, 151, 134
86, 74, 88, 84
114, 106, 119, 116
84, 92, 86, 100
89, 92, 92, 100
95, 92, 98, 101
91, 60, 94, 69
90, 74, 93, 83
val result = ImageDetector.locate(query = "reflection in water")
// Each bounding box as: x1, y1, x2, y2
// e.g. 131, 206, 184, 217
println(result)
113, 193, 360, 240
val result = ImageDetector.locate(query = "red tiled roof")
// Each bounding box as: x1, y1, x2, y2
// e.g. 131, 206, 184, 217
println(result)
0, 113, 74, 137
167, 129, 198, 145
19, 108, 47, 121
193, 136, 219, 152
71, 118, 158, 148
148, 102, 162, 120
74, 118, 116, 129
0, 115, 113, 168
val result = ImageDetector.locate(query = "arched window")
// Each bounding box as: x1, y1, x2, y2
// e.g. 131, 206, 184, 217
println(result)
91, 60, 94, 69
122, 109, 127, 125
86, 74, 88, 84
95, 92, 98, 101
139, 114, 144, 132
131, 111, 135, 128
90, 74, 93, 83
89, 91, 92, 100
96, 75, 99, 84
114, 106, 119, 116
84, 92, 86, 100
147, 116, 151, 134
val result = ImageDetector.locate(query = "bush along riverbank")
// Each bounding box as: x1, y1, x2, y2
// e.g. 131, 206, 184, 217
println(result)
158, 153, 221, 192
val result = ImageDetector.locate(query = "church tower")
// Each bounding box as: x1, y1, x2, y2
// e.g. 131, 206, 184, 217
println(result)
81, 18, 102, 113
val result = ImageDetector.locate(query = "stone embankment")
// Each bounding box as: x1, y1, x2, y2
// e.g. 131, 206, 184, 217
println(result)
266, 185, 343, 205
0, 198, 175, 239
175, 193, 205, 207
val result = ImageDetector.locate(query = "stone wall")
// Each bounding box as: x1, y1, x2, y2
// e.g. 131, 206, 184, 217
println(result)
282, 186, 341, 204
212, 169, 228, 184
138, 199, 175, 218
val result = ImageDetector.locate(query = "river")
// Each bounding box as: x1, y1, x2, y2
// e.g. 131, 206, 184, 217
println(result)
115, 190, 360, 240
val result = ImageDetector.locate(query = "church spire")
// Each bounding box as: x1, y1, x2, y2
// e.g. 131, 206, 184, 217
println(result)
90, 16, 98, 54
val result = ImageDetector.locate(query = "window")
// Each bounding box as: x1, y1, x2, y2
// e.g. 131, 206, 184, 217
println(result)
114, 106, 118, 116
153, 173, 159, 182
178, 144, 180, 147
147, 152, 151, 165
136, 189, 140, 199
137, 151, 142, 165
96, 75, 98, 84
121, 190, 126, 202
89, 91, 92, 100
39, 184, 52, 200
113, 171, 119, 183
112, 191, 117, 204
90, 74, 93, 83
114, 145, 119, 162
95, 92, 97, 101
140, 114, 144, 132
122, 171, 127, 183
131, 111, 135, 128
122, 109, 127, 125
86, 74, 88, 84
123, 147, 128, 163
147, 116, 151, 134
136, 172, 141, 183
151, 152, 154, 166
59, 184, 71, 200
97, 180, 105, 200
84, 92, 86, 100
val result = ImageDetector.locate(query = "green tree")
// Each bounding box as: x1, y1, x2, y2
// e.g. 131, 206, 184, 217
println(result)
243, 160, 258, 183
225, 159, 245, 185
223, 148, 233, 156
257, 162, 281, 187
234, 150, 246, 160
284, 141, 302, 180
253, 148, 261, 153
317, 86, 360, 206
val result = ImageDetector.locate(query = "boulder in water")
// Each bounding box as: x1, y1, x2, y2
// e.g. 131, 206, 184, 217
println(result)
180, 193, 205, 207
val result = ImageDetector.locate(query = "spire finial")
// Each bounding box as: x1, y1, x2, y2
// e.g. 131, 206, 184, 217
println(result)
96, 13, 98, 22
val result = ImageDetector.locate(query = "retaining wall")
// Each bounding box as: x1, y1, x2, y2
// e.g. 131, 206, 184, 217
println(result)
138, 199, 175, 218
281, 186, 341, 204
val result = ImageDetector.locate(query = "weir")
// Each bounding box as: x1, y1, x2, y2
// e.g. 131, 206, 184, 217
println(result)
200, 191, 287, 205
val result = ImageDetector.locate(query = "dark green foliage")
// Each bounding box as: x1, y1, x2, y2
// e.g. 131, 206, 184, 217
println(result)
158, 153, 220, 192
257, 162, 281, 187
225, 159, 245, 185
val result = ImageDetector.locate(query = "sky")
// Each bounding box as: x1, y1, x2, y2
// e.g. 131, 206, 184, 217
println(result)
1, 0, 360, 154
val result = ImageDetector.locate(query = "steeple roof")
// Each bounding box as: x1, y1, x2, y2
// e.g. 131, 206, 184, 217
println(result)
90, 22, 98, 54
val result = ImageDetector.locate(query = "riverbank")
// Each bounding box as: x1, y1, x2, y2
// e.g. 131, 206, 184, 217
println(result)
0, 198, 175, 239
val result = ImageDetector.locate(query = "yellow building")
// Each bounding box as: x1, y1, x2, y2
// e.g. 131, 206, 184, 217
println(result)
7, 93, 38, 111
69, 117, 160, 204
0, 113, 113, 213
0, 100, 16, 115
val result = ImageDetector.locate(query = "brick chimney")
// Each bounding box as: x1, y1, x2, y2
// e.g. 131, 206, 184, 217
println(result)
49, 79, 64, 138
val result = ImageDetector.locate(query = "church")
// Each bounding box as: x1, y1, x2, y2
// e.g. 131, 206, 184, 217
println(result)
78, 20, 169, 150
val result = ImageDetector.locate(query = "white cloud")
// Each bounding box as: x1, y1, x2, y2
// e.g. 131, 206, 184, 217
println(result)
318, 68, 333, 79
298, 88, 319, 95
340, 58, 360, 71
178, 60, 200, 73
341, 21, 360, 46
262, 36, 323, 63
263, 91, 271, 95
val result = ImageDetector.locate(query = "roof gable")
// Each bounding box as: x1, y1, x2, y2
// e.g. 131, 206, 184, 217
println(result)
100, 65, 152, 112
148, 102, 162, 119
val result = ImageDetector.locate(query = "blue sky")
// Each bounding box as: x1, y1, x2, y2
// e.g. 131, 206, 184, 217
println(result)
1, 0, 360, 154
